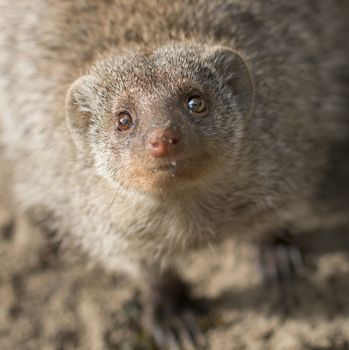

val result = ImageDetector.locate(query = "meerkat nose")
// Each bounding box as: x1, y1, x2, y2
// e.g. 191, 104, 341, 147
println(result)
146, 128, 182, 157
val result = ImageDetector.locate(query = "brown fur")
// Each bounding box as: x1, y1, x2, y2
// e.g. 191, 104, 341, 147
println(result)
0, 0, 348, 284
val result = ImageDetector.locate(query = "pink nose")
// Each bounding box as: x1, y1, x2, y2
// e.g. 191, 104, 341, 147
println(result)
147, 128, 182, 157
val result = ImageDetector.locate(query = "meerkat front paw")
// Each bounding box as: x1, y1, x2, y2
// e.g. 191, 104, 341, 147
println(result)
142, 271, 207, 350
257, 229, 305, 286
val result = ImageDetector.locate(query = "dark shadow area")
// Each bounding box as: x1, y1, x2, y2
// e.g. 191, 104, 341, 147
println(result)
296, 225, 349, 256
211, 267, 349, 317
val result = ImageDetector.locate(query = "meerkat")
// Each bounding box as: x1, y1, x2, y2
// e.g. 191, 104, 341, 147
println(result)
0, 0, 348, 347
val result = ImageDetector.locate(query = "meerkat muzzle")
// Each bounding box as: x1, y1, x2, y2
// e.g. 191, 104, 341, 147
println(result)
146, 128, 183, 158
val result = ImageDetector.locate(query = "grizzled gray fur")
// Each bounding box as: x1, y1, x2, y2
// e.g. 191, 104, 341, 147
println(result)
0, 0, 348, 346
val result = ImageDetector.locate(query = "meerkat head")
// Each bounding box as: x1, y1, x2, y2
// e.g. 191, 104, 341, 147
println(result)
65, 43, 254, 194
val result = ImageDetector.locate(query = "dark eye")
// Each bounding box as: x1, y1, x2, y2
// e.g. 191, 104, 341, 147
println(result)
116, 111, 133, 132
187, 95, 207, 114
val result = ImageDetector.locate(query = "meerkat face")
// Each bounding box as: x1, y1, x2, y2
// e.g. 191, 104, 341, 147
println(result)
66, 44, 254, 194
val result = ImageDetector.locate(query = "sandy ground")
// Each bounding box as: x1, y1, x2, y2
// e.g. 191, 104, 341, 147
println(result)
0, 161, 348, 350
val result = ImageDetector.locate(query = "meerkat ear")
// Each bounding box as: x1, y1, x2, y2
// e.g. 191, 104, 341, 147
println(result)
65, 75, 98, 151
208, 47, 254, 118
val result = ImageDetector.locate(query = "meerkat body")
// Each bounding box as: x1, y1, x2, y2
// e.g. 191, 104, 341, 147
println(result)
0, 0, 348, 345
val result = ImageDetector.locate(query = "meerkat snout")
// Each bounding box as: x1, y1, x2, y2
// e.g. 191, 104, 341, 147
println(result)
146, 128, 182, 158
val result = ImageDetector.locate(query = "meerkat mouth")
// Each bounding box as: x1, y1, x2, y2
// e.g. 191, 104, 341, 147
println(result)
147, 156, 206, 175
149, 161, 180, 173
123, 151, 215, 193
146, 156, 213, 186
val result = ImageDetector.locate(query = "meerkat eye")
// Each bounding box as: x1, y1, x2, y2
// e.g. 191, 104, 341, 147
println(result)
187, 95, 207, 114
116, 111, 133, 132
